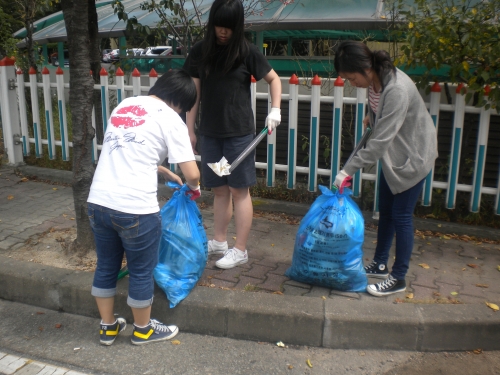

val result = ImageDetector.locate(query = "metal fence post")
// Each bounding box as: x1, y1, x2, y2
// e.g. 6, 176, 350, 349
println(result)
470, 85, 491, 213
446, 83, 466, 209
266, 81, 276, 187
308, 75, 321, 192
422, 82, 442, 206
0, 57, 24, 165
352, 87, 367, 198
330, 76, 344, 187
287, 74, 299, 190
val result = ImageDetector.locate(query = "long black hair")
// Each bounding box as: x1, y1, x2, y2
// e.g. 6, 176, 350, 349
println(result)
201, 0, 249, 75
334, 41, 396, 91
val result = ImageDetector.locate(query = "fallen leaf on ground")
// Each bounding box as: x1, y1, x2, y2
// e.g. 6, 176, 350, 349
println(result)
497, 265, 500, 271
21, 177, 28, 182
451, 292, 458, 296
443, 235, 451, 240
485, 302, 499, 311
437, 224, 442, 227
171, 340, 181, 345
321, 296, 326, 300
476, 284, 489, 288
462, 268, 467, 271
36, 312, 45, 315
306, 359, 313, 368
418, 263, 430, 269
55, 323, 62, 328
467, 264, 478, 268
393, 298, 404, 304
7, 195, 14, 200
232, 236, 236, 240
473, 349, 483, 354
406, 293, 414, 299
360, 352, 366, 356
288, 365, 293, 369
273, 291, 283, 295
276, 341, 285, 347
52, 188, 58, 190
372, 240, 377, 244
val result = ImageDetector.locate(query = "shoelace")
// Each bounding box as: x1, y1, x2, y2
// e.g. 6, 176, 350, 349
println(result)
365, 261, 378, 271
377, 276, 396, 290
222, 248, 238, 260
149, 319, 170, 333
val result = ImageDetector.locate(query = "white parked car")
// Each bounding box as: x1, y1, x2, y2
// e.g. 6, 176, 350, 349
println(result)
141, 46, 173, 56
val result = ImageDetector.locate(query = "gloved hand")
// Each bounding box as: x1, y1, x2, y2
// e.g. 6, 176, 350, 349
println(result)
186, 183, 201, 200
265, 107, 281, 135
334, 170, 352, 194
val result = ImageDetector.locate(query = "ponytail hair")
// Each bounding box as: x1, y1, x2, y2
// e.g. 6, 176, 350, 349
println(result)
334, 41, 395, 91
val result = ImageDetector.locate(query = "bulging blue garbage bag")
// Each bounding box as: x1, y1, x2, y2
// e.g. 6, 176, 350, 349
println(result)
285, 186, 367, 292
154, 182, 208, 307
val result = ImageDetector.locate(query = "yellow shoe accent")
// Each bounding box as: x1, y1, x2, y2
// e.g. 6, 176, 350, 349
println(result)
133, 328, 154, 340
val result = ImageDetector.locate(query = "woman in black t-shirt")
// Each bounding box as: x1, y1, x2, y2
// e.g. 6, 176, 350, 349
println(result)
183, 0, 282, 269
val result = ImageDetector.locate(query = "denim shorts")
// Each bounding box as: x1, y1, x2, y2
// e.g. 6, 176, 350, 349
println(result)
199, 134, 257, 188
88, 203, 161, 309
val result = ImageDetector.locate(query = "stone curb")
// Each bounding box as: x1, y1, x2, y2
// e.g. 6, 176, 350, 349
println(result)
1, 255, 499, 351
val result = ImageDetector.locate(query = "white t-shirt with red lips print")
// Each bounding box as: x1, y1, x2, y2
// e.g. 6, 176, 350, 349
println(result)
88, 96, 195, 214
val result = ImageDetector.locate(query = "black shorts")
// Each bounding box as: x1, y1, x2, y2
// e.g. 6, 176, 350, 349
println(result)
199, 134, 257, 189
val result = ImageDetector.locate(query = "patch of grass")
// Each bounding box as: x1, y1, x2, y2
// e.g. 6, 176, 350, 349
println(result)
243, 283, 260, 292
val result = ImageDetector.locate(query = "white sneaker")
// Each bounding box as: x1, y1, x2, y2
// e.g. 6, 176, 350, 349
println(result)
208, 240, 228, 255
215, 248, 248, 269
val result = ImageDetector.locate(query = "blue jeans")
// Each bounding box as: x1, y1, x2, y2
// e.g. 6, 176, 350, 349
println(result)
373, 172, 425, 280
88, 203, 161, 308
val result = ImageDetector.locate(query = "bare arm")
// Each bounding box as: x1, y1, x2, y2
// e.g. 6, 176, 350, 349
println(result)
177, 160, 200, 189
185, 77, 201, 154
263, 69, 282, 108
157, 165, 183, 186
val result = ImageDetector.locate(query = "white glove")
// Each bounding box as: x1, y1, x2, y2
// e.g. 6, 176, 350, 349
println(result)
265, 107, 281, 135
186, 183, 201, 200
334, 170, 352, 193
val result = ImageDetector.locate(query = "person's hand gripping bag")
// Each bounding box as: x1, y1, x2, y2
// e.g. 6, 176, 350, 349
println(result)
285, 186, 367, 292
153, 182, 208, 307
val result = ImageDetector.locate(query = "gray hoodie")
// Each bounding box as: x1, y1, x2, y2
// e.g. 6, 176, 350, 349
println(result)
343, 68, 438, 194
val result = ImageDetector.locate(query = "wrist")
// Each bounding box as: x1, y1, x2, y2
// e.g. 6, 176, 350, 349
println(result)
187, 182, 200, 191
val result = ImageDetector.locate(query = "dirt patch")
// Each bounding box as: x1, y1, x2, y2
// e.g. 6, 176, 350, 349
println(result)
4, 228, 97, 272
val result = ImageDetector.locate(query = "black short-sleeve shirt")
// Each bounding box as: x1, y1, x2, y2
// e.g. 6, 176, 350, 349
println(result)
183, 41, 272, 138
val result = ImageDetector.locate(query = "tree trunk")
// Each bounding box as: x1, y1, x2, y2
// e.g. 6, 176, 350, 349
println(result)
61, 0, 97, 255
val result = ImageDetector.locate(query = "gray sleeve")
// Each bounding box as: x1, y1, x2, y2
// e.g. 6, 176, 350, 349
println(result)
343, 85, 409, 176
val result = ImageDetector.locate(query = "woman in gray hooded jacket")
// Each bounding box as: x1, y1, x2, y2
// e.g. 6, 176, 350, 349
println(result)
333, 40, 438, 297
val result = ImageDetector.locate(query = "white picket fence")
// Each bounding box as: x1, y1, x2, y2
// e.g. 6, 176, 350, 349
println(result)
1, 57, 499, 216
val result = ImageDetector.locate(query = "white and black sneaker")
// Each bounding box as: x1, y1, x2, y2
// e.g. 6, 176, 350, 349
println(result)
364, 261, 389, 279
367, 275, 406, 297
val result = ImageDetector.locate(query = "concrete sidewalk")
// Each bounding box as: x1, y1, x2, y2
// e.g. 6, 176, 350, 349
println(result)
0, 165, 499, 351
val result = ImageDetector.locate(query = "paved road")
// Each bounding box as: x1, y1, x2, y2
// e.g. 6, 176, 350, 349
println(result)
1, 300, 500, 375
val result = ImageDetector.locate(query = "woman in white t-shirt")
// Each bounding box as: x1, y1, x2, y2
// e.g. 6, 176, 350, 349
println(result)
87, 69, 201, 346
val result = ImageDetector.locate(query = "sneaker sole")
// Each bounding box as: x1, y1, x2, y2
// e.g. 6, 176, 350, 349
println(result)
366, 285, 406, 297
215, 258, 248, 269
131, 326, 179, 346
365, 273, 390, 279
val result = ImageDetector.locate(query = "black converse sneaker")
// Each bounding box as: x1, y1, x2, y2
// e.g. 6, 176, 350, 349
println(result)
100, 317, 127, 345
367, 275, 406, 297
364, 261, 389, 279
131, 319, 179, 346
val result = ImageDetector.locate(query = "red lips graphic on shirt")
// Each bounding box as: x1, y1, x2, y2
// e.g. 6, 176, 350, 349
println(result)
111, 105, 147, 129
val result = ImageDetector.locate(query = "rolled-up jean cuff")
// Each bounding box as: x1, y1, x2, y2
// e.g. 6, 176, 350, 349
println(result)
128, 295, 154, 309
91, 286, 116, 298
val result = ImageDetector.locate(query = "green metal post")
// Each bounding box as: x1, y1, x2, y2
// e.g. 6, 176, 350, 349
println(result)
58, 42, 64, 68
42, 44, 49, 65
256, 31, 264, 54
119, 36, 127, 58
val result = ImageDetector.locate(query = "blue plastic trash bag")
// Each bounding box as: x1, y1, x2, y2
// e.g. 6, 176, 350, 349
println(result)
285, 186, 367, 292
154, 182, 208, 307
